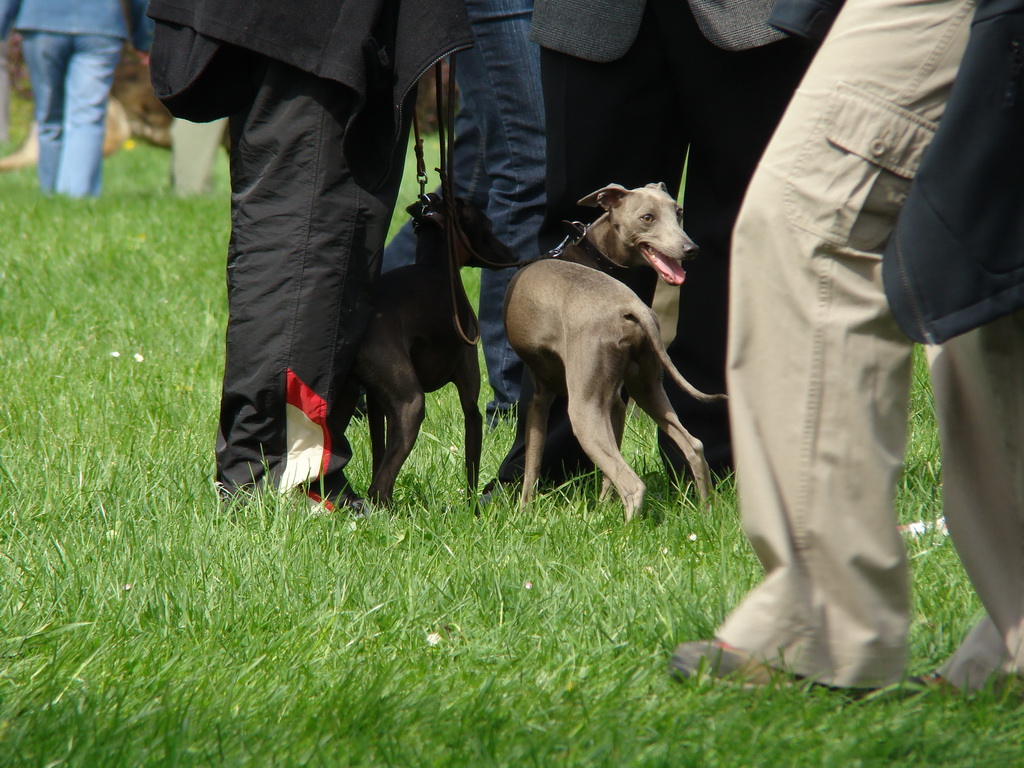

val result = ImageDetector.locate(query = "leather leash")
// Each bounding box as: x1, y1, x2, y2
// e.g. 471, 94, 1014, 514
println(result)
410, 56, 481, 346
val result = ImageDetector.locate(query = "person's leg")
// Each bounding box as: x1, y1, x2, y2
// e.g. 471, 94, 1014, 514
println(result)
652, 0, 812, 477
0, 39, 10, 144
19, 31, 71, 193
709, 0, 974, 687
58, 34, 121, 197
171, 117, 227, 195
217, 57, 407, 509
496, 5, 689, 485
458, 0, 547, 424
930, 309, 1024, 690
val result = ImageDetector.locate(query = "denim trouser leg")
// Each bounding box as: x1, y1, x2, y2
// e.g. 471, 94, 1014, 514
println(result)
59, 34, 121, 196
383, 0, 545, 424
21, 31, 68, 193
460, 0, 545, 423
21, 32, 121, 197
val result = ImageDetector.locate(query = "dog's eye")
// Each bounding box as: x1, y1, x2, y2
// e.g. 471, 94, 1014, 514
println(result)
640, 214, 654, 223
675, 208, 684, 222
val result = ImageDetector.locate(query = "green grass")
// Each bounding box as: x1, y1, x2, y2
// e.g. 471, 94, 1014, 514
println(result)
1, 97, 1021, 768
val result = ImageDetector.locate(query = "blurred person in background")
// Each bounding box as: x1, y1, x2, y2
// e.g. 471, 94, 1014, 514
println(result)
0, 0, 153, 196
0, 35, 10, 143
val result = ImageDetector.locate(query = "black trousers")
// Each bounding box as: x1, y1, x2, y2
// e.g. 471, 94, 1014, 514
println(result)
216, 56, 408, 506
498, 0, 813, 485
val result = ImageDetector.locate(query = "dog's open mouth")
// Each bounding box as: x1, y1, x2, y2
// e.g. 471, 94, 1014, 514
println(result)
640, 243, 687, 286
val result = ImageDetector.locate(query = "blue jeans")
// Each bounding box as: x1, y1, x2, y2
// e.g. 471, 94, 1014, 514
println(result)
20, 31, 122, 197
0, 40, 10, 143
384, 0, 546, 425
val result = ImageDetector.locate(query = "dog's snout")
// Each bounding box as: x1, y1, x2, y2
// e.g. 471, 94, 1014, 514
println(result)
683, 241, 699, 259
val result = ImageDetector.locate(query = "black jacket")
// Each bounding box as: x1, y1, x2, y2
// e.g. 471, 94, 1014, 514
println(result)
883, 0, 1024, 344
147, 0, 472, 186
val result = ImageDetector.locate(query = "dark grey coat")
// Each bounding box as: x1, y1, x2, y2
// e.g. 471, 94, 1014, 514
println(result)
883, 0, 1024, 344
531, 0, 785, 60
147, 0, 471, 107
147, 0, 472, 186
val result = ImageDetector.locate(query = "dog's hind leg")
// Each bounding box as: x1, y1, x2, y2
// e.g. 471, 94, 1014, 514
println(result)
366, 391, 386, 478
656, 411, 711, 508
661, 416, 712, 509
599, 393, 629, 503
627, 365, 712, 508
563, 353, 645, 519
567, 394, 646, 522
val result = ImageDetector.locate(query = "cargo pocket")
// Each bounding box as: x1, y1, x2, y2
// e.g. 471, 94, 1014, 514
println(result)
784, 82, 938, 252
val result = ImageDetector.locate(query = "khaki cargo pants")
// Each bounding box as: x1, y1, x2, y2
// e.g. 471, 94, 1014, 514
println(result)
717, 0, 1024, 688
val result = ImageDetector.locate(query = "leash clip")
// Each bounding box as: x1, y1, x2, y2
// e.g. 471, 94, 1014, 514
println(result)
546, 221, 589, 259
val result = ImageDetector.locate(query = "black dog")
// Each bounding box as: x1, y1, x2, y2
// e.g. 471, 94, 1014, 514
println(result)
346, 194, 517, 507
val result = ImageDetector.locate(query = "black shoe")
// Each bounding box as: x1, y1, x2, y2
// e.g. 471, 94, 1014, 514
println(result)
307, 489, 371, 519
479, 478, 517, 508
334, 493, 372, 519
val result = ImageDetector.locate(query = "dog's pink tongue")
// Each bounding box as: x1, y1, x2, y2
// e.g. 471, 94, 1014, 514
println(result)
651, 253, 687, 286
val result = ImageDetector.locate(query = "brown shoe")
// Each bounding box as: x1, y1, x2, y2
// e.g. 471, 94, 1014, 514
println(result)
669, 640, 780, 687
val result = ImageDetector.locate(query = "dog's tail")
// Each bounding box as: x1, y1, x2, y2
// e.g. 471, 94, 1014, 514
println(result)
638, 311, 727, 404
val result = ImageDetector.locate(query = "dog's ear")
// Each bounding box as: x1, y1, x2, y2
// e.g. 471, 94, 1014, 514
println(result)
577, 183, 629, 210
646, 182, 670, 195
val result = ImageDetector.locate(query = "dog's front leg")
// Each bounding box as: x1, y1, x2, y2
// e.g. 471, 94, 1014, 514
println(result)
568, 397, 646, 522
520, 383, 555, 510
367, 391, 426, 506
453, 351, 482, 507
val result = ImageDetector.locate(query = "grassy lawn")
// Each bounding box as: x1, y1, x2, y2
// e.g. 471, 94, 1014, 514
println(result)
0, 96, 1020, 767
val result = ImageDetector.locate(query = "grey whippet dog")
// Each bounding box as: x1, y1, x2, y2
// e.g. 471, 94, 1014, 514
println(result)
503, 182, 726, 520
341, 194, 518, 507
